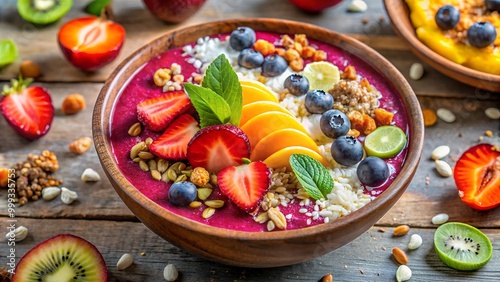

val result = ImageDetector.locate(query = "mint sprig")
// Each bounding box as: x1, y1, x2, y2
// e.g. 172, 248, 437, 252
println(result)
183, 84, 231, 127
289, 154, 334, 200
183, 53, 242, 128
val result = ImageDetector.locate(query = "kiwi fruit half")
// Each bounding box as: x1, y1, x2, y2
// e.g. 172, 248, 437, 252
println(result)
12, 234, 107, 282
18, 0, 73, 25
434, 222, 492, 271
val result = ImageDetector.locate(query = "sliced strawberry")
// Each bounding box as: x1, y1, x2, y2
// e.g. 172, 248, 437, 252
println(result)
58, 14, 125, 71
217, 161, 271, 212
187, 124, 250, 173
149, 114, 199, 160
1, 77, 54, 140
137, 91, 193, 132
454, 143, 500, 210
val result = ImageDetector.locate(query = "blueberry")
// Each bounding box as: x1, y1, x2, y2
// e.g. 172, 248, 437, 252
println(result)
168, 181, 197, 206
229, 27, 256, 51
485, 0, 500, 12
435, 5, 460, 30
284, 74, 309, 96
238, 48, 264, 69
467, 22, 497, 48
304, 89, 334, 114
331, 136, 363, 166
356, 156, 390, 187
320, 109, 351, 138
261, 54, 288, 77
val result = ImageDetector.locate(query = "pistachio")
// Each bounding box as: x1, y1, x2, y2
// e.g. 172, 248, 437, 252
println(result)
408, 234, 423, 250
396, 265, 412, 282
163, 264, 178, 281
116, 253, 134, 270
435, 160, 452, 177
431, 145, 450, 160
197, 188, 212, 201
5, 226, 28, 242
436, 108, 456, 123
204, 200, 225, 209
202, 207, 215, 219
432, 213, 449, 225
42, 186, 61, 200
81, 168, 101, 182
348, 0, 368, 12
409, 62, 424, 80
174, 174, 187, 182
60, 187, 78, 205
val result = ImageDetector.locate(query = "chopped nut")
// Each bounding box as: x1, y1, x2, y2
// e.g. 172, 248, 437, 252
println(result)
81, 168, 100, 182
172, 74, 184, 84
197, 188, 212, 201
60, 187, 78, 205
280, 34, 294, 49
294, 34, 308, 47
0, 168, 8, 188
289, 58, 304, 72
69, 137, 92, 154
321, 273, 333, 282
190, 167, 209, 187
42, 186, 61, 200
392, 247, 409, 265
342, 65, 357, 80
284, 48, 301, 62
374, 108, 394, 126
20, 60, 41, 78
116, 253, 134, 270
62, 93, 86, 115
393, 225, 410, 236
301, 45, 316, 59
153, 68, 172, 87
254, 39, 275, 56
312, 50, 327, 62
362, 114, 377, 135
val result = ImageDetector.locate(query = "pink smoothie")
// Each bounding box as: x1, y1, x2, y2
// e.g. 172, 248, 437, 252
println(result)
109, 31, 410, 232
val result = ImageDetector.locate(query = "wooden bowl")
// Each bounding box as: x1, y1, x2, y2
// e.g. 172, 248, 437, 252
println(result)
93, 18, 424, 268
384, 0, 500, 92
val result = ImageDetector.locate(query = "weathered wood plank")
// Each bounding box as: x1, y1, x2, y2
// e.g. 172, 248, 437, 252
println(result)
1, 218, 499, 281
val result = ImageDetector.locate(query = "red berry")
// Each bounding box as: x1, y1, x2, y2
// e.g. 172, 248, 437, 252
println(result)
149, 114, 199, 160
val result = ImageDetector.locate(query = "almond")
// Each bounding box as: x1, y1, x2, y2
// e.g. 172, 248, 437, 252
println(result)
392, 247, 409, 265
321, 273, 333, 282
393, 225, 410, 236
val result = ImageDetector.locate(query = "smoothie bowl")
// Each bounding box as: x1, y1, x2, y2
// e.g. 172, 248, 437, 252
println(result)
93, 19, 424, 267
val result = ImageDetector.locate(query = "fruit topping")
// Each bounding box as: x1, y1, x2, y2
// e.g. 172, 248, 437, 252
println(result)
435, 5, 460, 31
320, 109, 350, 138
485, 0, 500, 12
84, 0, 111, 16
363, 125, 407, 158
261, 54, 288, 77
284, 73, 310, 96
434, 222, 492, 271
149, 114, 200, 160
467, 22, 497, 48
137, 90, 193, 131
238, 48, 264, 69
331, 135, 363, 166
217, 161, 271, 212
17, 0, 73, 25
453, 143, 500, 210
187, 124, 251, 173
57, 12, 125, 71
241, 82, 279, 105
229, 27, 256, 51
302, 61, 340, 92
12, 234, 107, 282
168, 181, 198, 206
264, 146, 328, 171
1, 76, 54, 140
356, 156, 390, 187
240, 101, 292, 126
305, 89, 334, 114
0, 39, 18, 68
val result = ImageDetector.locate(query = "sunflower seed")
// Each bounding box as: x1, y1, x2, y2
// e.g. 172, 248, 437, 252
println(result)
431, 145, 450, 160
116, 253, 134, 270
42, 186, 61, 200
5, 226, 28, 242
81, 168, 100, 182
128, 122, 142, 137
348, 0, 367, 12
409, 62, 424, 80
151, 170, 162, 181
396, 265, 412, 282
435, 160, 452, 177
130, 142, 146, 159
163, 264, 178, 281
408, 234, 423, 250
436, 108, 456, 123
432, 213, 449, 224
205, 200, 225, 208
202, 207, 215, 219
485, 107, 500, 120
197, 188, 212, 201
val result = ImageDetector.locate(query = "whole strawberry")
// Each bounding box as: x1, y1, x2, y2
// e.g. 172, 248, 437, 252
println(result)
1, 76, 54, 140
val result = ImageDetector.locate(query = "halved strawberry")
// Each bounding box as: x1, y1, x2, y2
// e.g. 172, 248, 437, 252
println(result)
454, 143, 500, 210
149, 114, 199, 160
57, 13, 125, 71
187, 124, 251, 173
1, 77, 54, 140
137, 91, 193, 132
217, 161, 271, 212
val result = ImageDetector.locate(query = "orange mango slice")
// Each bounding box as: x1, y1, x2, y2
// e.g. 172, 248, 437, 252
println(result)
240, 101, 293, 126
263, 146, 329, 171
250, 128, 320, 161
240, 111, 310, 149
241, 83, 279, 105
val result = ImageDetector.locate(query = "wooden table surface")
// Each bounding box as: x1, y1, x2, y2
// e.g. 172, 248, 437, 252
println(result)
1, 0, 499, 281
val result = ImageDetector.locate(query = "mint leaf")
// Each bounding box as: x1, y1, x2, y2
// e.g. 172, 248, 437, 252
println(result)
184, 83, 231, 128
289, 154, 333, 200
202, 54, 242, 126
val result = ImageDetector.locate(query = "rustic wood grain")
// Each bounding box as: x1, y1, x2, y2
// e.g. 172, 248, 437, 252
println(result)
2, 218, 499, 281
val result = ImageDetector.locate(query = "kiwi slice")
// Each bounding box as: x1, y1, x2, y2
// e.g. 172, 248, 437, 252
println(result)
434, 222, 492, 271
17, 0, 73, 25
12, 234, 107, 282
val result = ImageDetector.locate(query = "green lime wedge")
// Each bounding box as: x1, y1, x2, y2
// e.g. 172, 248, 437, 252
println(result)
0, 39, 18, 68
364, 125, 407, 158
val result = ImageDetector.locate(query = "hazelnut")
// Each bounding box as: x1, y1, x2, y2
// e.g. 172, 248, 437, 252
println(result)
20, 60, 41, 78
69, 137, 93, 154
62, 94, 86, 115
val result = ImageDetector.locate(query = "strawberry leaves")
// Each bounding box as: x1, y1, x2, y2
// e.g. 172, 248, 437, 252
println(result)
289, 154, 334, 200
184, 54, 242, 128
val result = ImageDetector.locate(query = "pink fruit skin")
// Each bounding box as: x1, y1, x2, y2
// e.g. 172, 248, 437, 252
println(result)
142, 0, 207, 23
58, 41, 124, 72
288, 0, 344, 12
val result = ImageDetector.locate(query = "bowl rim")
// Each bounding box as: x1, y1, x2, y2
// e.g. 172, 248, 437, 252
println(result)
93, 18, 424, 241
383, 0, 500, 91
